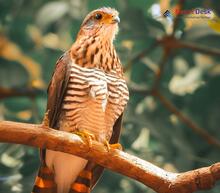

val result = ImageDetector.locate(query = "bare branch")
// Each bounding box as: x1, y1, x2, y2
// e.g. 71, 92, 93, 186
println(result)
174, 40, 220, 56
158, 37, 220, 57
0, 120, 220, 193
0, 87, 43, 99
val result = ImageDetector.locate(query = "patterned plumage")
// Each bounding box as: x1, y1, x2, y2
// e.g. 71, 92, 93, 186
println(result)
32, 7, 129, 193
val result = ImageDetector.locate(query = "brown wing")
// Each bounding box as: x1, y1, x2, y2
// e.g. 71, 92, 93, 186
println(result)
47, 51, 71, 129
91, 113, 124, 189
40, 51, 71, 162
33, 51, 71, 193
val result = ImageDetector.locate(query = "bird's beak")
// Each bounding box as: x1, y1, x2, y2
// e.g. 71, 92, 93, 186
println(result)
112, 16, 120, 24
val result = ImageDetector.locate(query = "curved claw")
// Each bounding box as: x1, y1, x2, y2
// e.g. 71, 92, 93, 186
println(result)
72, 130, 96, 148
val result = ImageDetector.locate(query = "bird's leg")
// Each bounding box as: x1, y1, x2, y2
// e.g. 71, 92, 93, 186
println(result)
103, 140, 123, 152
72, 130, 96, 148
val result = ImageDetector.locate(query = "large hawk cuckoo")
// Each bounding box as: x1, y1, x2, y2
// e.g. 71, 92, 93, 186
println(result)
32, 7, 129, 193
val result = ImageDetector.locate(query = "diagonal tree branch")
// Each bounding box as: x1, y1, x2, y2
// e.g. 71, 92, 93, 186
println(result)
127, 86, 220, 149
174, 40, 220, 56
154, 90, 220, 149
0, 120, 220, 193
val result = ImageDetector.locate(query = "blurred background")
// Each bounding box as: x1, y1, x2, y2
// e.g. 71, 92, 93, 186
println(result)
0, 0, 220, 192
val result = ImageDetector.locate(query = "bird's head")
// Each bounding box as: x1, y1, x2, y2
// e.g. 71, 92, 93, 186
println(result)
77, 7, 120, 42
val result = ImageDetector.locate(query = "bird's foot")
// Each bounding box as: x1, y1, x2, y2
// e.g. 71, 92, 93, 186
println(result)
72, 130, 96, 148
104, 140, 123, 152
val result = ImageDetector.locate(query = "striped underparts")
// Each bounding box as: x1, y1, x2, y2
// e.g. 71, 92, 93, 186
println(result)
61, 62, 129, 141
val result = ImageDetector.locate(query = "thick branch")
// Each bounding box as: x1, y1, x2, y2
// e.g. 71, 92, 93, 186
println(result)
0, 121, 220, 193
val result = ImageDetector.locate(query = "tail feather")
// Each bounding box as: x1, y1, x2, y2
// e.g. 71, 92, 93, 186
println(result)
69, 170, 92, 193
32, 166, 92, 193
32, 165, 57, 193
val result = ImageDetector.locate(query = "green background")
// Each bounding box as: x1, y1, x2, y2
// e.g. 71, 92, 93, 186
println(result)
0, 0, 220, 192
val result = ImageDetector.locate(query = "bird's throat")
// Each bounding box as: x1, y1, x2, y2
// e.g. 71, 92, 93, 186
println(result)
71, 35, 122, 75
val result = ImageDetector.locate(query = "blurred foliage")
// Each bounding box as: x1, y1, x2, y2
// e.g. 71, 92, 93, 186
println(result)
0, 0, 220, 192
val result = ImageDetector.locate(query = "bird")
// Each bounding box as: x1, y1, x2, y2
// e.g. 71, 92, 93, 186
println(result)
32, 7, 129, 193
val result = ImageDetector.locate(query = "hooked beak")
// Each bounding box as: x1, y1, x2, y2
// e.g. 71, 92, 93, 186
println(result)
112, 15, 120, 24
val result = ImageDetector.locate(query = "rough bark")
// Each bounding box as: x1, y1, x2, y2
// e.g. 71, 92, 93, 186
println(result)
0, 120, 219, 193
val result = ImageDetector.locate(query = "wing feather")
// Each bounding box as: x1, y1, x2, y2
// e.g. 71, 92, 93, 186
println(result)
40, 51, 71, 162
47, 51, 71, 129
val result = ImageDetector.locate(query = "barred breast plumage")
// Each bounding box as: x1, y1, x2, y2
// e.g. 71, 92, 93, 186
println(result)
46, 60, 129, 193
61, 62, 129, 142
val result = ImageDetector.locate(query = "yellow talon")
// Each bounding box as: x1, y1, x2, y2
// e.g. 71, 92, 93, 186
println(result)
109, 143, 123, 151
104, 140, 123, 151
72, 130, 96, 148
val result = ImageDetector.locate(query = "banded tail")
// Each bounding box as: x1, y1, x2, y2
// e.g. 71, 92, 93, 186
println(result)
32, 165, 56, 193
69, 170, 91, 193
32, 165, 92, 193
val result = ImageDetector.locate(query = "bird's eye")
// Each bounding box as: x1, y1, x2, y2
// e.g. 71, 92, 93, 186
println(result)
95, 13, 102, 20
